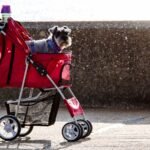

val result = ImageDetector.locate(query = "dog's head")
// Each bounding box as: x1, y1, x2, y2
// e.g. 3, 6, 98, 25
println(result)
48, 26, 72, 50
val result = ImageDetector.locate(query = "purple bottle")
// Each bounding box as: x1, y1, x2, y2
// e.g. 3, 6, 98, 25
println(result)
1, 5, 11, 22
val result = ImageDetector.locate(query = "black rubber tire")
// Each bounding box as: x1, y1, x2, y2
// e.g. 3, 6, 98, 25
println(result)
19, 126, 33, 137
0, 115, 21, 141
76, 122, 84, 139
85, 120, 93, 137
62, 122, 83, 142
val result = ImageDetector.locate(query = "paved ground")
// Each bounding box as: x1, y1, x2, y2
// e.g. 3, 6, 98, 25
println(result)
0, 108, 150, 150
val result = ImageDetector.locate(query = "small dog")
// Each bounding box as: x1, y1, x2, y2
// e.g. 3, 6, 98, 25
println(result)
26, 26, 72, 53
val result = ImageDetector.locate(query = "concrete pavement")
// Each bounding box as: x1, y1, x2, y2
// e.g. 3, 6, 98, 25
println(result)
0, 108, 150, 149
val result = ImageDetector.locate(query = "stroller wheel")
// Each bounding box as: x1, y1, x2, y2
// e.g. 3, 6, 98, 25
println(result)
77, 119, 92, 138
19, 126, 33, 137
62, 122, 83, 142
0, 115, 21, 141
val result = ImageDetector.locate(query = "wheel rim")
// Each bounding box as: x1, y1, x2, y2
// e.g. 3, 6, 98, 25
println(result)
62, 123, 80, 141
0, 117, 19, 140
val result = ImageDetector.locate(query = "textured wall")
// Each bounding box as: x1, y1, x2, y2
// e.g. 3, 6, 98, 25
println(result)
0, 21, 150, 108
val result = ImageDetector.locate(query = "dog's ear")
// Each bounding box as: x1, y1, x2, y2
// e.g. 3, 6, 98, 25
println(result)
63, 26, 71, 34
48, 26, 58, 34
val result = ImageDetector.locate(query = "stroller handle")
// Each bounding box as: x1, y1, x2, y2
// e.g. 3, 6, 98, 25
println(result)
7, 17, 31, 54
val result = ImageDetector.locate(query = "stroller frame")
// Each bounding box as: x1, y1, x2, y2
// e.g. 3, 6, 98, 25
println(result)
0, 17, 92, 142
5, 54, 85, 126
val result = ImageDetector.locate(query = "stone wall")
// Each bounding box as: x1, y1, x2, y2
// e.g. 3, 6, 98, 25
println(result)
0, 21, 150, 108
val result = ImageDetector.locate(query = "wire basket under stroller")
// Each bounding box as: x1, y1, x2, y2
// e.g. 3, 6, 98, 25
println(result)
6, 90, 60, 126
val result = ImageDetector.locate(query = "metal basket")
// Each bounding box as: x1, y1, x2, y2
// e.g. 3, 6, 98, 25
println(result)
6, 92, 61, 126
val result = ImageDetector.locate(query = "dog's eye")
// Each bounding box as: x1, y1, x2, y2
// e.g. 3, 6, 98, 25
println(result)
63, 32, 68, 35
62, 31, 69, 35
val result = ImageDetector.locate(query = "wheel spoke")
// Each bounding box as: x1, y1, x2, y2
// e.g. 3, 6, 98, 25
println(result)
0, 122, 5, 127
72, 126, 78, 136
11, 130, 17, 137
6, 118, 11, 124
72, 131, 78, 137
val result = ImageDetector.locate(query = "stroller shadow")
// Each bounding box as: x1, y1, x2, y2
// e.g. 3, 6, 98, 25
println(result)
0, 137, 91, 150
55, 138, 91, 150
0, 137, 51, 150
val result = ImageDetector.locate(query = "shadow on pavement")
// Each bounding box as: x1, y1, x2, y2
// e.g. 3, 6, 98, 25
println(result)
0, 137, 92, 150
53, 138, 91, 150
0, 137, 51, 150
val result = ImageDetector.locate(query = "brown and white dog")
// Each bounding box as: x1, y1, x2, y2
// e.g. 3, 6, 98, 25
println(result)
26, 26, 72, 53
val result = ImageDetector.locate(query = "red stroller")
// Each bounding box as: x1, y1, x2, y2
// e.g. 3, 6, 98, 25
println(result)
0, 17, 92, 142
